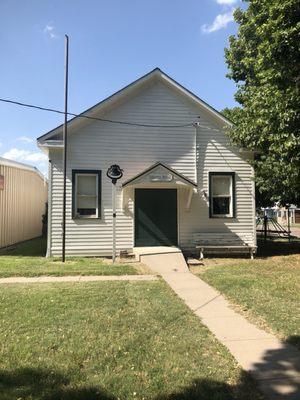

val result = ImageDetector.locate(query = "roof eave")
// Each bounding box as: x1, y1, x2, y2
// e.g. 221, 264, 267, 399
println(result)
37, 68, 232, 143
37, 68, 162, 143
0, 157, 47, 180
157, 71, 232, 127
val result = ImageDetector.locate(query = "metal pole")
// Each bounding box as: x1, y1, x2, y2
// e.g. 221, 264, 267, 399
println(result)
263, 209, 267, 244
112, 182, 116, 263
62, 34, 69, 262
287, 206, 291, 243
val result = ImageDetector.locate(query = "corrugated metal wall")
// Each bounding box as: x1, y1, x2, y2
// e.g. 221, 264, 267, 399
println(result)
0, 163, 48, 248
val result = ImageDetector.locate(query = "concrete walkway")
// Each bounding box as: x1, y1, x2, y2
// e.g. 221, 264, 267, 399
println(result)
0, 275, 158, 284
141, 252, 300, 400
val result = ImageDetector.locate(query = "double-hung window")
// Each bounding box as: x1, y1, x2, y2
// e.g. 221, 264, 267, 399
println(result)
209, 172, 235, 218
72, 170, 101, 219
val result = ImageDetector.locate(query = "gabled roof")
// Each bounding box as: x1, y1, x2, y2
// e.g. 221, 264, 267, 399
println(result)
122, 162, 197, 188
37, 68, 232, 144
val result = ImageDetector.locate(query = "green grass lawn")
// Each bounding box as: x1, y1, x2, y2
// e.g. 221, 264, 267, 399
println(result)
0, 238, 148, 277
191, 240, 300, 350
0, 280, 263, 400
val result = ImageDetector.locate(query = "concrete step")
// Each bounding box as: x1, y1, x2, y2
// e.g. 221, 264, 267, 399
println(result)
187, 258, 203, 267
133, 247, 189, 274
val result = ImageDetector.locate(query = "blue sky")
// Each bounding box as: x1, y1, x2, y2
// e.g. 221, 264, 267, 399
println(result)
0, 0, 242, 175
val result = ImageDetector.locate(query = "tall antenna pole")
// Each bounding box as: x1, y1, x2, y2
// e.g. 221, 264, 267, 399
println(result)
62, 34, 69, 262
112, 181, 116, 263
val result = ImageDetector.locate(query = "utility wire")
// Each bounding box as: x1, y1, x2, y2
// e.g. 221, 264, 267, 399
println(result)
0, 98, 195, 128
1, 98, 252, 196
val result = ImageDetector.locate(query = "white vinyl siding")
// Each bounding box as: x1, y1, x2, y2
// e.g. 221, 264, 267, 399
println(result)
178, 120, 255, 250
48, 81, 255, 256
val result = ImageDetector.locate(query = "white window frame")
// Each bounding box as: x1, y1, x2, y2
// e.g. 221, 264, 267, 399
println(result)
75, 172, 99, 219
210, 173, 234, 218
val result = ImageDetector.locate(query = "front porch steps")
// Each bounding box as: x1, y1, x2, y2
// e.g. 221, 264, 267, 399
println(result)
187, 258, 203, 267
133, 246, 189, 274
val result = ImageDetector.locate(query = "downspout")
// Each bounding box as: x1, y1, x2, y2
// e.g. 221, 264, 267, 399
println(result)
46, 159, 52, 258
193, 119, 201, 189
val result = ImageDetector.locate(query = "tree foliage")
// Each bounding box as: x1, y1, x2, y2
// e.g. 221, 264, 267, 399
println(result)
224, 0, 300, 206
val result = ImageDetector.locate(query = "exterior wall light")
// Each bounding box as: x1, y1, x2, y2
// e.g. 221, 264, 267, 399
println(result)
107, 164, 123, 184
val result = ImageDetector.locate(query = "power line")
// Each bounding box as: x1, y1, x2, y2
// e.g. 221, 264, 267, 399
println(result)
0, 97, 195, 128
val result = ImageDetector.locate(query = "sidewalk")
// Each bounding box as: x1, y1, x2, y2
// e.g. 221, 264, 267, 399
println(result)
0, 274, 158, 284
138, 249, 300, 400
1, 267, 299, 399
162, 271, 300, 400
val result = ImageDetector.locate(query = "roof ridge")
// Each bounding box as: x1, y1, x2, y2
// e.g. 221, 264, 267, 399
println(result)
37, 68, 231, 143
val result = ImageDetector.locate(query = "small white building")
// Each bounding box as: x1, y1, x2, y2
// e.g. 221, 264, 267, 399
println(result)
276, 205, 300, 225
37, 69, 256, 257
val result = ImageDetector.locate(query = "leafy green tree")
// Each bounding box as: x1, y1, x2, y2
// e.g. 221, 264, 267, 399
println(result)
221, 107, 243, 125
224, 0, 300, 206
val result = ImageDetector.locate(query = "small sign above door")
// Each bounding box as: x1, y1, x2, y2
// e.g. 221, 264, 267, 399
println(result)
149, 173, 173, 182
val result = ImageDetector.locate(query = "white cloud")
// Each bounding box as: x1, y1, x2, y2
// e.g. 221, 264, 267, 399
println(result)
44, 24, 58, 39
2, 148, 47, 163
16, 136, 33, 143
216, 0, 237, 5
201, 10, 234, 33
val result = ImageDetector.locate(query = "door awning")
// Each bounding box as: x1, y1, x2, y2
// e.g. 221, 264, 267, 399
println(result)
122, 162, 197, 189
122, 163, 197, 212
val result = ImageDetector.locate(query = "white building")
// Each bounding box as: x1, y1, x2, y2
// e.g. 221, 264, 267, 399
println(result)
276, 205, 300, 225
37, 69, 256, 257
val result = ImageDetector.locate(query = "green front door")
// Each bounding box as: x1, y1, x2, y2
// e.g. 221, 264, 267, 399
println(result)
135, 189, 178, 247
